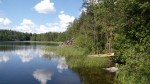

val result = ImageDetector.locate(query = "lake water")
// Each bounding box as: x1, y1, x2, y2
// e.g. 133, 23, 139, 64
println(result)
0, 42, 114, 84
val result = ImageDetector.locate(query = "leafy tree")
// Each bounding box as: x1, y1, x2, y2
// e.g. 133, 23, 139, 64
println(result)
113, 0, 150, 84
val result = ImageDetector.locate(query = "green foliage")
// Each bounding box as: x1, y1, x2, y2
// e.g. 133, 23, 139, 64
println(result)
30, 32, 70, 42
30, 32, 60, 41
74, 34, 92, 48
0, 29, 31, 41
114, 0, 150, 84
62, 0, 120, 54
44, 46, 114, 84
61, 0, 150, 84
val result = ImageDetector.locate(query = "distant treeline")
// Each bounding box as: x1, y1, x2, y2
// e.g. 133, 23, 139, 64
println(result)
30, 32, 67, 41
0, 29, 68, 41
0, 30, 31, 41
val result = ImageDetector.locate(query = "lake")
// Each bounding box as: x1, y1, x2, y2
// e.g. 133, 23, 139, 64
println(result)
0, 42, 114, 84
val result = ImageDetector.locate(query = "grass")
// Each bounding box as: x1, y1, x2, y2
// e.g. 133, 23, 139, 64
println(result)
115, 68, 150, 84
44, 46, 113, 68
44, 46, 115, 84
45, 46, 89, 57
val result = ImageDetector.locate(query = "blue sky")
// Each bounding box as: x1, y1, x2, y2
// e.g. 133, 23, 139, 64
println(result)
0, 0, 83, 33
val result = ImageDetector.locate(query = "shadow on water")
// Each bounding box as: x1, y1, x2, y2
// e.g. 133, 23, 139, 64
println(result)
72, 67, 114, 84
66, 57, 115, 84
0, 45, 19, 51
0, 41, 59, 51
0, 41, 59, 46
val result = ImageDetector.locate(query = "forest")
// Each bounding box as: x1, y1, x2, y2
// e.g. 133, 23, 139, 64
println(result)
0, 0, 150, 84
0, 30, 31, 41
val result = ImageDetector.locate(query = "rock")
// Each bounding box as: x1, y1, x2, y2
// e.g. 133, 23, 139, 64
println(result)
104, 67, 118, 72
59, 38, 74, 47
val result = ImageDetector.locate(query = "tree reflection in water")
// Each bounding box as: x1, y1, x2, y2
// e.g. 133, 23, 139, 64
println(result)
64, 56, 115, 84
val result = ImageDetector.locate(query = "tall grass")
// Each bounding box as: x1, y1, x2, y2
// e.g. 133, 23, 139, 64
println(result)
115, 67, 150, 84
47, 47, 88, 57
44, 46, 109, 67
44, 46, 115, 84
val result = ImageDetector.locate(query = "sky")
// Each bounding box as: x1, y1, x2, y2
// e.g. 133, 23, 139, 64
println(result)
0, 0, 83, 33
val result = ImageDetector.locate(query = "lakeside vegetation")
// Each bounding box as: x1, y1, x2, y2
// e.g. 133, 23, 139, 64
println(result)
44, 0, 150, 83
45, 46, 114, 84
0, 0, 150, 84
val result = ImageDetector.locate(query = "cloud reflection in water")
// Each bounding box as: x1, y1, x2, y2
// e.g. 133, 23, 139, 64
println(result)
57, 57, 68, 73
15, 49, 47, 63
15, 49, 34, 63
0, 55, 10, 63
33, 69, 52, 84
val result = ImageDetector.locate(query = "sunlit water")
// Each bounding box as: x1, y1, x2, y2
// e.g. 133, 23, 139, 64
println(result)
0, 42, 80, 84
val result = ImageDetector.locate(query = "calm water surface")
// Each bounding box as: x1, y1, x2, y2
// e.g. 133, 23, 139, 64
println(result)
0, 42, 80, 84
0, 42, 114, 84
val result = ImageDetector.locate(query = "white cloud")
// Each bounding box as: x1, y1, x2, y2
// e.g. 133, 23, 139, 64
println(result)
40, 11, 75, 32
3, 18, 12, 25
45, 23, 62, 32
15, 19, 37, 33
34, 0, 55, 14
0, 18, 12, 25
37, 25, 50, 34
58, 11, 75, 30
0, 18, 3, 22
21, 19, 34, 25
13, 11, 75, 33
20, 55, 33, 63
33, 69, 52, 84
16, 25, 34, 33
